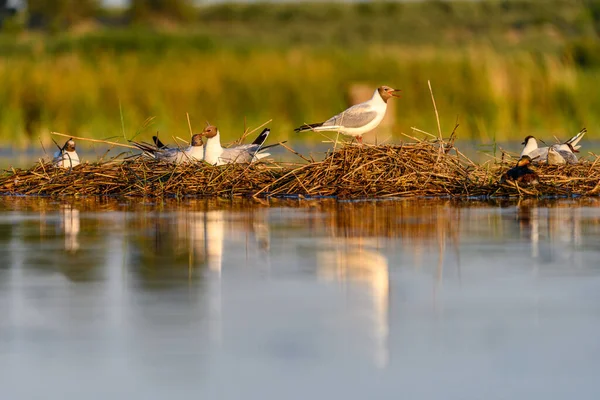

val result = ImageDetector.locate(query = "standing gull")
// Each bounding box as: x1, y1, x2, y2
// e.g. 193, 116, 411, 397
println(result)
294, 85, 401, 144
53, 138, 80, 169
132, 133, 204, 164
202, 126, 273, 166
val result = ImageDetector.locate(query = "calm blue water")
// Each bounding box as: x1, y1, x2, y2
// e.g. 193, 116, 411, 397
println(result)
0, 197, 600, 399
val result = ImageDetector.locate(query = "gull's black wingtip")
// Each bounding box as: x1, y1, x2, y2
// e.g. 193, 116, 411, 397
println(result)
295, 122, 323, 132
252, 128, 270, 146
153, 135, 167, 149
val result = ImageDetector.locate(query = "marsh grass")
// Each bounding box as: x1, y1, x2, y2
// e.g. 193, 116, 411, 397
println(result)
1, 0, 600, 146
1, 46, 599, 148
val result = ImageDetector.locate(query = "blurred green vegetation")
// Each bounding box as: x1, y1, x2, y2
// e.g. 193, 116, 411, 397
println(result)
1, 0, 600, 147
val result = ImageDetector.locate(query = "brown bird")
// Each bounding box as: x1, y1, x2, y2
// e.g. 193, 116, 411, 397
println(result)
501, 155, 539, 186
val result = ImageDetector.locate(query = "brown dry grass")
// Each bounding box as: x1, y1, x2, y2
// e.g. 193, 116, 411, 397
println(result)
1, 136, 599, 199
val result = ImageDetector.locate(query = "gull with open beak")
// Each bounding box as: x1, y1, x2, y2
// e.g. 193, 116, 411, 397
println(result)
132, 133, 204, 164
202, 125, 274, 166
53, 138, 80, 169
520, 128, 586, 161
294, 85, 401, 144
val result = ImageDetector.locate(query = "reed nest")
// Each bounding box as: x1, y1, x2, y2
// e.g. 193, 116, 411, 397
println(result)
1, 138, 600, 199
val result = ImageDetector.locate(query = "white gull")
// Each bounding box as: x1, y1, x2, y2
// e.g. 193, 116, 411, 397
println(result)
133, 133, 204, 164
202, 126, 273, 166
294, 85, 401, 144
520, 128, 586, 161
53, 138, 80, 169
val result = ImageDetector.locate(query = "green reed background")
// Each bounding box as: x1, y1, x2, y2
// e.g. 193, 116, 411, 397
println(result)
1, 0, 600, 147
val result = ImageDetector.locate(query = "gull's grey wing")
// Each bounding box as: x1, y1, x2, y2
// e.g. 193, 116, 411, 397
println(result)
157, 145, 204, 164
156, 147, 183, 162
528, 147, 548, 162
322, 103, 378, 129
557, 149, 578, 164
220, 144, 260, 163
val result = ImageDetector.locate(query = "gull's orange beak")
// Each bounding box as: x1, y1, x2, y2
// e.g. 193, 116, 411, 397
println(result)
391, 89, 402, 98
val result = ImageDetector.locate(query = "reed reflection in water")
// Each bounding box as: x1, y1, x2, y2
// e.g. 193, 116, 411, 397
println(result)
1, 197, 600, 398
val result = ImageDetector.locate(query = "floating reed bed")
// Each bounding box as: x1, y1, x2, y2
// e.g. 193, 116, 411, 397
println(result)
1, 137, 600, 199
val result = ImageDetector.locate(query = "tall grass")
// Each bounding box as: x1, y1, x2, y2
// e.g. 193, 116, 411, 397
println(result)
1, 42, 598, 147
1, 0, 600, 147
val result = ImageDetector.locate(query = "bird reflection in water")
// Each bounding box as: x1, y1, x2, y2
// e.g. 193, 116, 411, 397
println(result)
59, 204, 80, 253
187, 210, 225, 273
515, 199, 583, 268
309, 200, 464, 367
317, 239, 389, 368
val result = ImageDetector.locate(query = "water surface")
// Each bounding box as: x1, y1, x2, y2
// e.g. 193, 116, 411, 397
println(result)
1, 197, 600, 399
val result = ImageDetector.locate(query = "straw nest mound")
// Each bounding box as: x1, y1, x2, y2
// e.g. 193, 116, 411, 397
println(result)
1, 139, 600, 199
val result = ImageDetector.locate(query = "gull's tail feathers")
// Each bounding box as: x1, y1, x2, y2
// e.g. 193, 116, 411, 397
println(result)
294, 122, 331, 133
566, 128, 586, 150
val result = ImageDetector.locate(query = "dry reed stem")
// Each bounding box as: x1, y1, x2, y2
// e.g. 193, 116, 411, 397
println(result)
51, 131, 138, 150
186, 113, 193, 138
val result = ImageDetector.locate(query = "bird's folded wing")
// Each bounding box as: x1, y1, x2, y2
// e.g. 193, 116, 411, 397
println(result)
220, 146, 256, 163
323, 103, 378, 128
528, 147, 548, 161
558, 149, 578, 164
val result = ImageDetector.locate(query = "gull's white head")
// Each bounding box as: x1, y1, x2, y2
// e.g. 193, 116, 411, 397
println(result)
201, 125, 219, 139
377, 86, 401, 103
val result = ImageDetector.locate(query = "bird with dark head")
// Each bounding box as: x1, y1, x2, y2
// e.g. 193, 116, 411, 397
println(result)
520, 128, 586, 162
132, 133, 204, 164
294, 85, 401, 144
501, 155, 539, 186
53, 138, 80, 169
201, 125, 276, 166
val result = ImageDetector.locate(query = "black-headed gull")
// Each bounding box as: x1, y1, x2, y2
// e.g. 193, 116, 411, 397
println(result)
520, 128, 586, 161
294, 85, 401, 144
202, 126, 273, 166
133, 133, 204, 164
53, 138, 80, 168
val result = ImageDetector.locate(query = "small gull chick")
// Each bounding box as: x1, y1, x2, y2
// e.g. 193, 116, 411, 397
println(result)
547, 143, 578, 165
